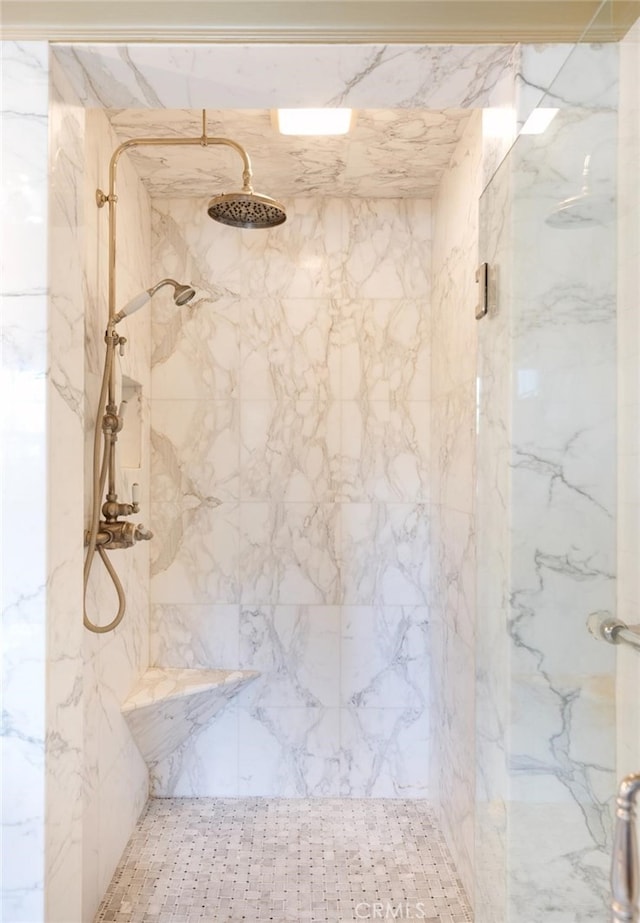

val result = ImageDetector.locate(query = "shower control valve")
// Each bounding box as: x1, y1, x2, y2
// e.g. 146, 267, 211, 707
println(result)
102, 484, 141, 522
85, 520, 154, 550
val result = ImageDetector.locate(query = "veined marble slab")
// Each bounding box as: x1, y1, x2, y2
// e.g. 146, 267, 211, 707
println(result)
122, 667, 258, 765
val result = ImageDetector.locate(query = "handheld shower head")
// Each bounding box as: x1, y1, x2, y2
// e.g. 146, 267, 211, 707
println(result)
172, 283, 197, 306
207, 191, 287, 229
113, 278, 196, 323
149, 278, 196, 305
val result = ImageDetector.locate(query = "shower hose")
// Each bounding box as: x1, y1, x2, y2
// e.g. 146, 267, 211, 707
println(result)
83, 334, 127, 633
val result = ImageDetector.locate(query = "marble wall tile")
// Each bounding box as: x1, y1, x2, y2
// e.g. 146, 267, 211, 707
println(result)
341, 199, 431, 299
96, 737, 149, 899
240, 399, 339, 501
152, 399, 240, 502
340, 298, 431, 404
150, 195, 431, 797
340, 606, 428, 709
431, 385, 477, 515
108, 107, 471, 200
340, 503, 429, 606
238, 706, 341, 797
240, 296, 341, 402
1, 40, 49, 923
46, 56, 87, 923
150, 500, 240, 604
151, 604, 240, 669
239, 503, 341, 605
340, 401, 430, 502
152, 705, 240, 797
616, 18, 640, 781
152, 296, 240, 401
430, 111, 482, 905
476, 149, 512, 923
54, 43, 514, 111
239, 605, 341, 707
340, 707, 429, 798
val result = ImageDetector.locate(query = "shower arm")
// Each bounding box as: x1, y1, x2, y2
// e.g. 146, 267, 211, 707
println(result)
98, 110, 253, 332
96, 110, 254, 489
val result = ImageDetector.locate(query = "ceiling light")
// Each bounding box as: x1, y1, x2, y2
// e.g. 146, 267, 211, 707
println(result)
520, 107, 560, 135
275, 108, 353, 136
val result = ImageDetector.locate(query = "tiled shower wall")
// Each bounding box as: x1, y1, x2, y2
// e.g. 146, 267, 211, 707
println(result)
149, 197, 431, 797
430, 111, 482, 902
617, 17, 640, 778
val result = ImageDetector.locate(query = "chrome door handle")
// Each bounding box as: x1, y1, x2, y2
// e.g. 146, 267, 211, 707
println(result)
612, 772, 640, 921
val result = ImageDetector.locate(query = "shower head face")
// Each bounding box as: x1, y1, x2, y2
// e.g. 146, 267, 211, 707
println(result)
173, 283, 196, 306
207, 192, 287, 229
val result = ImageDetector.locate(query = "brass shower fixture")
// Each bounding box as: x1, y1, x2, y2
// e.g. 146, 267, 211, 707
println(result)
84, 110, 286, 634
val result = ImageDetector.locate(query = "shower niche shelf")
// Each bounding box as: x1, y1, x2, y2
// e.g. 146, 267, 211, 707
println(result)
121, 667, 259, 765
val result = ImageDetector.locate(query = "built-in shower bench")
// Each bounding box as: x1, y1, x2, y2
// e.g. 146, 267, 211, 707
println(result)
121, 667, 258, 765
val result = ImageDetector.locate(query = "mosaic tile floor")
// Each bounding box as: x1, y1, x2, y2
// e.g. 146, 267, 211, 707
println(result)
95, 799, 473, 923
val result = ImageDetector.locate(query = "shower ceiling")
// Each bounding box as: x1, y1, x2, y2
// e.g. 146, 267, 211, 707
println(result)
107, 108, 471, 198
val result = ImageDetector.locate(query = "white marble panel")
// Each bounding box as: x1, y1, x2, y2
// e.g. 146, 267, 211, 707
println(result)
239, 503, 341, 605
150, 190, 431, 801
152, 704, 240, 797
46, 62, 88, 922
151, 295, 240, 401
239, 706, 341, 797
340, 606, 428, 709
96, 737, 148, 901
107, 108, 471, 199
340, 199, 431, 299
340, 401, 430, 502
150, 500, 240, 604
429, 111, 482, 905
431, 386, 477, 515
240, 296, 340, 402
54, 43, 514, 110
340, 503, 429, 606
242, 199, 346, 299
152, 399, 240, 502
340, 707, 429, 798
240, 399, 339, 502
150, 604, 240, 669
1, 40, 48, 923
476, 150, 512, 923
239, 605, 341, 707
515, 44, 575, 130
616, 18, 640, 782
340, 298, 431, 404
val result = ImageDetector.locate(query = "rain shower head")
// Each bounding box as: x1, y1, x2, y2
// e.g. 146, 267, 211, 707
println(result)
207, 191, 287, 229
113, 278, 196, 323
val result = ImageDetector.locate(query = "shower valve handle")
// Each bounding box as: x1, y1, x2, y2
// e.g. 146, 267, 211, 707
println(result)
85, 520, 153, 549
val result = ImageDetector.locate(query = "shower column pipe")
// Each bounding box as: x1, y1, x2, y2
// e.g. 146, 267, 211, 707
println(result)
96, 110, 255, 494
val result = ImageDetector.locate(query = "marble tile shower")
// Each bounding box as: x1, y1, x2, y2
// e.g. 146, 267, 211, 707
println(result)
148, 197, 432, 798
